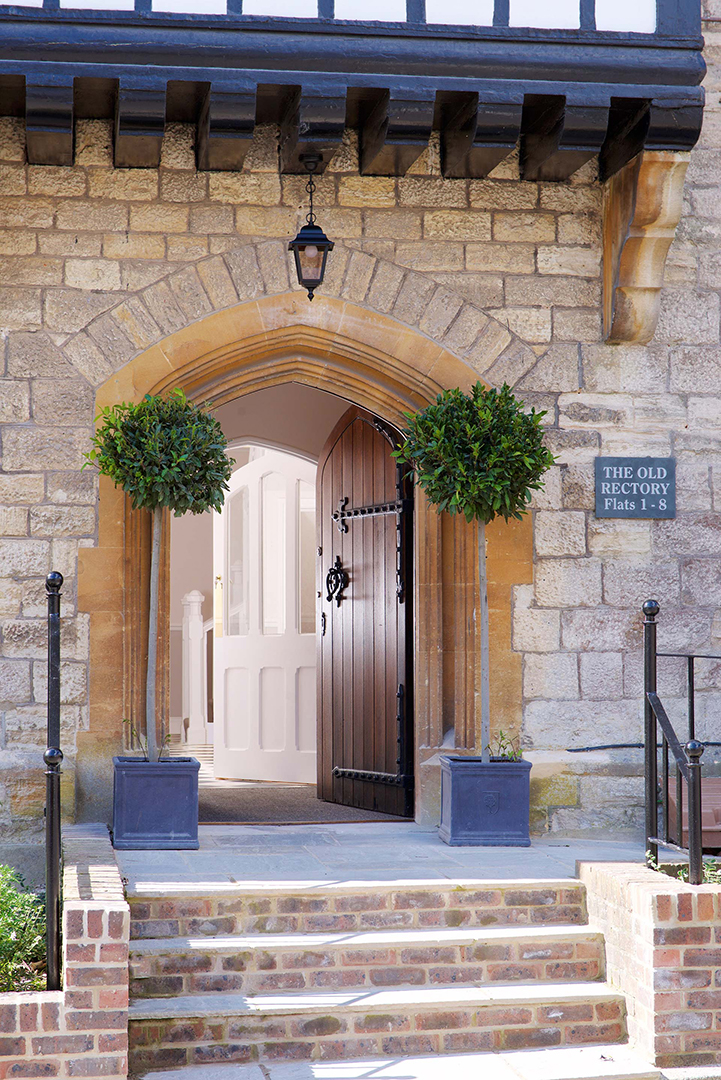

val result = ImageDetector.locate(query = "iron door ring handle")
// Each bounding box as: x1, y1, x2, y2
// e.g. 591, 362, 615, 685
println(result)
326, 555, 349, 607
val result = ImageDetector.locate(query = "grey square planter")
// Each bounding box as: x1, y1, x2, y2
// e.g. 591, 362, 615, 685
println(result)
438, 755, 532, 846
112, 756, 200, 850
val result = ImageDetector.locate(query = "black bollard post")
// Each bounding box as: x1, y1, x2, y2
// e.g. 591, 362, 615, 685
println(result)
45, 571, 64, 991
643, 600, 660, 867
686, 740, 705, 887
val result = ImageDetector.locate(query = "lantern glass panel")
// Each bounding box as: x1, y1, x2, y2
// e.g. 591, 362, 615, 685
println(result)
298, 244, 323, 285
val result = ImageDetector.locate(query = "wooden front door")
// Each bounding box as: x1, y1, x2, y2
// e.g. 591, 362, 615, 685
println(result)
317, 407, 414, 817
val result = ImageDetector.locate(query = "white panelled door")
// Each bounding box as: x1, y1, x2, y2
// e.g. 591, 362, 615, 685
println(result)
213, 450, 317, 782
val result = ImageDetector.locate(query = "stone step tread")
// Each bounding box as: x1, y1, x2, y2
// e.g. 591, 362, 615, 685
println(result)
130, 923, 603, 955
129, 979, 623, 1020
128, 877, 581, 899
134, 1044, 660, 1080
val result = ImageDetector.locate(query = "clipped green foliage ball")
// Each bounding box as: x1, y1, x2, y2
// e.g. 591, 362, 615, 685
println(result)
87, 388, 233, 516
394, 382, 554, 524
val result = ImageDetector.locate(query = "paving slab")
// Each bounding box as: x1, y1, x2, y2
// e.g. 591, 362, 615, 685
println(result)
660, 1071, 721, 1079
140, 1046, 661, 1080
116, 822, 645, 890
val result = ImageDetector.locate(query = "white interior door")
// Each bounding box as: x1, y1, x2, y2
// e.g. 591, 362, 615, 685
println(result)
213, 450, 317, 782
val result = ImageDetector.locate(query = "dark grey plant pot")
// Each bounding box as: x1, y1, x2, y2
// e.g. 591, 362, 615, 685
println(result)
112, 756, 200, 850
438, 755, 532, 847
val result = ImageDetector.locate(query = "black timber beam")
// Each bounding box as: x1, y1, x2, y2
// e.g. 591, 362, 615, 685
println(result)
360, 89, 435, 175
26, 77, 73, 166
279, 84, 347, 173
197, 84, 256, 171
440, 92, 522, 178
520, 94, 610, 182
115, 82, 166, 168
0, 70, 705, 180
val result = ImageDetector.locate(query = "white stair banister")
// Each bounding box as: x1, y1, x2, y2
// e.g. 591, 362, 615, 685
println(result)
181, 590, 207, 744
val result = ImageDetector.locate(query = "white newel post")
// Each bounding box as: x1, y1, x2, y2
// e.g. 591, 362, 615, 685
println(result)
181, 590, 206, 744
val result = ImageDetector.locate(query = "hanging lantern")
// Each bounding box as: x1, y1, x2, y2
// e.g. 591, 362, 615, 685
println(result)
289, 153, 334, 301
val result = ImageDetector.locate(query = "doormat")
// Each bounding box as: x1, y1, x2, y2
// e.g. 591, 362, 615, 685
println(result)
199, 782, 408, 824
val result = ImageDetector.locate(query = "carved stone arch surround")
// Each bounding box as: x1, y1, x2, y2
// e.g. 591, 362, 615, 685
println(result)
74, 240, 533, 826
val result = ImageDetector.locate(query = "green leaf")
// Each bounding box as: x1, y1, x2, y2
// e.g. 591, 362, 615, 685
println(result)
85, 387, 234, 516
393, 381, 556, 525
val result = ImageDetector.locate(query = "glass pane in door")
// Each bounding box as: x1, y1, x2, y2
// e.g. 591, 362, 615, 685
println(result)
227, 485, 249, 636
262, 472, 286, 636
298, 479, 316, 634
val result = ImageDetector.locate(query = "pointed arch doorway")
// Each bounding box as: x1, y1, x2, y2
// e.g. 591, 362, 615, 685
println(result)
80, 294, 532, 829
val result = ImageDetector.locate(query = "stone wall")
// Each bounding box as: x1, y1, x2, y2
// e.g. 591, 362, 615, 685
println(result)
0, 15, 720, 845
0, 825, 129, 1079
581, 860, 721, 1068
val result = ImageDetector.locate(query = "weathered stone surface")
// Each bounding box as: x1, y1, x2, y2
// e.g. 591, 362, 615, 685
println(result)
655, 287, 720, 344
536, 246, 601, 278
588, 519, 651, 557
0, 507, 28, 536
32, 660, 88, 706
31, 379, 94, 426
518, 344, 579, 393
0, 659, 31, 704
543, 430, 600, 465
0, 287, 42, 330
62, 331, 115, 385
0, 539, 48, 576
0, 475, 44, 504
2, 428, 90, 471
30, 505, 96, 538
579, 652, 623, 700
505, 275, 600, 307
524, 652, 579, 699
0, 381, 30, 423
535, 558, 603, 608
512, 585, 561, 652
45, 470, 96, 505
560, 464, 594, 509
558, 394, 633, 430
654, 513, 721, 557
561, 604, 647, 653
681, 557, 721, 606
534, 511, 586, 557
493, 213, 555, 243
524, 699, 640, 750
603, 561, 681, 608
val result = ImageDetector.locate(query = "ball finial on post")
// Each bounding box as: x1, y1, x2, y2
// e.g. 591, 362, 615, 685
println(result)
46, 571, 64, 594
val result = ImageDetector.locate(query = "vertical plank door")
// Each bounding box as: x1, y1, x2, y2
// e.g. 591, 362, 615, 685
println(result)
317, 407, 414, 816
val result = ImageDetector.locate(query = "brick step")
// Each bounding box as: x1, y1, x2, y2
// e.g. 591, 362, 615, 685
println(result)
134, 1043, 662, 1080
128, 878, 587, 939
128, 981, 627, 1072
129, 923, 605, 998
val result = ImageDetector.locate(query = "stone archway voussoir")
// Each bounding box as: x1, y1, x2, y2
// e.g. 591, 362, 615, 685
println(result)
60, 240, 534, 394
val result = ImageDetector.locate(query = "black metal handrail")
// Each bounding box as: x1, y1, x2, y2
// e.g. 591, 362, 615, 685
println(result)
644, 599, 705, 886
45, 571, 64, 989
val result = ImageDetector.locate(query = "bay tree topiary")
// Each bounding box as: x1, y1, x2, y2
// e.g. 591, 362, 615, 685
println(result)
394, 382, 554, 762
86, 388, 233, 761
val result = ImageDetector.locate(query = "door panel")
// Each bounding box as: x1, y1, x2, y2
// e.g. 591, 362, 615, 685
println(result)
214, 449, 317, 783
317, 407, 414, 816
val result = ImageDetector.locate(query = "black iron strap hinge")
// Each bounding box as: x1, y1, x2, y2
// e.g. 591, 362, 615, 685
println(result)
333, 685, 413, 789
332, 495, 410, 533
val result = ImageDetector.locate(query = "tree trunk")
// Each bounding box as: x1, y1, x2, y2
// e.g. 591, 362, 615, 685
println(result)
479, 519, 490, 763
145, 505, 163, 762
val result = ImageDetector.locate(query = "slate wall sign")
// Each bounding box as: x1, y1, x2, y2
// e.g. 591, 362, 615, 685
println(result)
594, 457, 676, 519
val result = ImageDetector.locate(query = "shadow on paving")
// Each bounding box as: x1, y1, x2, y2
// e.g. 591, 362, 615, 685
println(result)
199, 782, 408, 824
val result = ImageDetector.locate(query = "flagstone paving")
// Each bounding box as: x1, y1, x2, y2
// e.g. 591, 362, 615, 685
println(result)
115, 823, 646, 889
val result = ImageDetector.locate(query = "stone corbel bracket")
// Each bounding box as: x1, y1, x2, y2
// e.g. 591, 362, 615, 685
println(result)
603, 150, 690, 344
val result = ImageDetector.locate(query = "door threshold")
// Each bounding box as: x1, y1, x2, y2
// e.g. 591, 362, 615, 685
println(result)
198, 818, 413, 826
